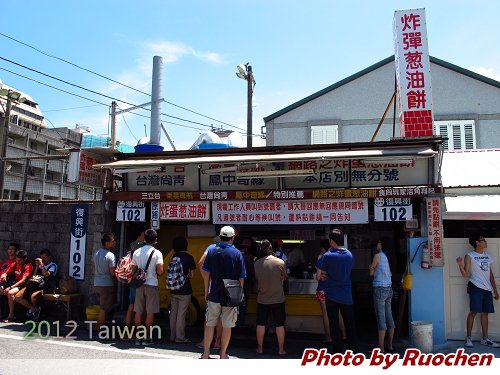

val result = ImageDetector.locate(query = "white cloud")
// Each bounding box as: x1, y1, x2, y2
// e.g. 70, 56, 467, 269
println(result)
469, 66, 500, 82
144, 41, 225, 64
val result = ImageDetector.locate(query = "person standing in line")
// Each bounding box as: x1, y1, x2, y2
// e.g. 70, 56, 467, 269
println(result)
126, 224, 148, 328
196, 237, 222, 351
200, 226, 246, 359
168, 236, 196, 343
456, 234, 499, 348
369, 240, 395, 353
317, 228, 358, 353
131, 229, 164, 345
316, 239, 346, 344
0, 249, 33, 322
93, 232, 117, 329
254, 239, 287, 356
236, 237, 255, 329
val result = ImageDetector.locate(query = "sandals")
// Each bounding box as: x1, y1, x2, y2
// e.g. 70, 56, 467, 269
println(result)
2, 316, 15, 323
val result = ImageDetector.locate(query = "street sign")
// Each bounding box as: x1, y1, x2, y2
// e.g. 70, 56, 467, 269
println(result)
374, 197, 413, 222
116, 201, 146, 222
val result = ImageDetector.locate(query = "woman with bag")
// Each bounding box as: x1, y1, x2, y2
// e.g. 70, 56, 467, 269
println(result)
15, 249, 58, 320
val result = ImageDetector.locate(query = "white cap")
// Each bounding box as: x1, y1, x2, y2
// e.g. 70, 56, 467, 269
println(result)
219, 226, 235, 237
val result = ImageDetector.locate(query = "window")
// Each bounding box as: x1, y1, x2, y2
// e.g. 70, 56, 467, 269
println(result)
310, 125, 338, 145
434, 120, 476, 150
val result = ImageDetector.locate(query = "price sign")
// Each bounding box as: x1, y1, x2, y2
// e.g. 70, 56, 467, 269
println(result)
116, 201, 146, 222
374, 197, 412, 222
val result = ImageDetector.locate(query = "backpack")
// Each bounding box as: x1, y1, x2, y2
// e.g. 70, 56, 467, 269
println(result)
115, 251, 134, 284
166, 256, 186, 290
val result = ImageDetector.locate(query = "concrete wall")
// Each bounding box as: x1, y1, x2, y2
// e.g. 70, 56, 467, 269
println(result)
0, 202, 116, 305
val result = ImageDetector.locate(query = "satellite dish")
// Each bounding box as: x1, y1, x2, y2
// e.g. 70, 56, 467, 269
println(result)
227, 131, 244, 147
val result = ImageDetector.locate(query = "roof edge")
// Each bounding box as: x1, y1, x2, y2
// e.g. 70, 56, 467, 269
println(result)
264, 56, 500, 123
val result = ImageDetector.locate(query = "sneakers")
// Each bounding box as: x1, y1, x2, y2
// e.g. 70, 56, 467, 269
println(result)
32, 307, 41, 321
481, 338, 500, 348
465, 337, 474, 348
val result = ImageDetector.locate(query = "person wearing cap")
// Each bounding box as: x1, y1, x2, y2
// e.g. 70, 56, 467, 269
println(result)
200, 226, 246, 359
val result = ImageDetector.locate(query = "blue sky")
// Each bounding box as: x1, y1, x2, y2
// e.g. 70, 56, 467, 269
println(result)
1, 0, 499, 150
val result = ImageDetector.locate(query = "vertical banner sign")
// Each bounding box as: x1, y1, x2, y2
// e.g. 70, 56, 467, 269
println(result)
151, 201, 160, 230
426, 197, 444, 266
69, 204, 88, 280
394, 8, 434, 137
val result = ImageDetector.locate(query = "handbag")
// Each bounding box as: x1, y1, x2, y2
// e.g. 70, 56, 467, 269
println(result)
27, 274, 46, 290
222, 278, 244, 307
59, 276, 78, 294
129, 249, 155, 288
216, 247, 245, 307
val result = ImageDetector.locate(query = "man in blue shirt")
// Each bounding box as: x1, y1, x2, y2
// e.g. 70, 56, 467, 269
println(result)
317, 228, 358, 353
200, 226, 246, 359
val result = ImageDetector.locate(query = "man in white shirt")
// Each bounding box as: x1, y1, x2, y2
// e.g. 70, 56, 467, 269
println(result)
456, 233, 499, 348
131, 229, 164, 345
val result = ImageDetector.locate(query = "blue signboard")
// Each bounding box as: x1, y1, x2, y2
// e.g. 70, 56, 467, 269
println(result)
68, 204, 89, 280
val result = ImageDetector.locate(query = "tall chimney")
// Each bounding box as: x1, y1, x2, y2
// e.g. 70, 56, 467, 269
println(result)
150, 56, 163, 146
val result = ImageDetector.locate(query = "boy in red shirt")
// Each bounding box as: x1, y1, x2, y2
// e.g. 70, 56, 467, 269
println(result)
0, 250, 33, 322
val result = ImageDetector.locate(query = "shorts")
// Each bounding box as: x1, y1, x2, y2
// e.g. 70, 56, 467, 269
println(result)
315, 290, 325, 302
94, 286, 116, 312
256, 302, 286, 327
468, 282, 494, 313
205, 301, 238, 328
129, 286, 136, 305
134, 284, 160, 314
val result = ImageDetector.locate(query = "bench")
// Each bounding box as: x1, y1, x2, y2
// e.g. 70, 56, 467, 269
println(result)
42, 293, 82, 322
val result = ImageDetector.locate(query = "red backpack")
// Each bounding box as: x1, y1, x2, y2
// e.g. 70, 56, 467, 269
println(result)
115, 251, 134, 284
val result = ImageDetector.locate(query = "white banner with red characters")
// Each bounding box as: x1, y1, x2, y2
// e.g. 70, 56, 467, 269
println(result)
426, 197, 444, 266
393, 8, 434, 137
79, 152, 107, 187
212, 199, 368, 225
159, 201, 210, 221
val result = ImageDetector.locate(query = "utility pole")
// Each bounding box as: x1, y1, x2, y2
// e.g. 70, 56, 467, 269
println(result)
247, 65, 253, 148
0, 99, 13, 198
236, 63, 256, 148
111, 101, 117, 149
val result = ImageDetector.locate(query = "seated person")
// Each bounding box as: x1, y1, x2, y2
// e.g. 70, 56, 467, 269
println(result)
0, 249, 33, 322
15, 249, 58, 321
0, 242, 20, 318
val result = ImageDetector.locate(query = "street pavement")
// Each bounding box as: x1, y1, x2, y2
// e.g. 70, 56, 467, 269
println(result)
0, 319, 499, 360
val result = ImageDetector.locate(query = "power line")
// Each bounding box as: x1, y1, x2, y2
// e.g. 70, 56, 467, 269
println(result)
0, 32, 248, 131
1, 57, 254, 134
117, 106, 139, 141
0, 67, 109, 106
44, 104, 102, 112
0, 56, 138, 108
0, 32, 150, 96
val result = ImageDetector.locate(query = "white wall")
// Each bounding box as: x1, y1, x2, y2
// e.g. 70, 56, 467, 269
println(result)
265, 60, 500, 148
444, 238, 500, 341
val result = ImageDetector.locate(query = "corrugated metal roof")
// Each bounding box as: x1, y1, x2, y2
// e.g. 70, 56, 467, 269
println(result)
444, 195, 500, 219
441, 149, 500, 187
